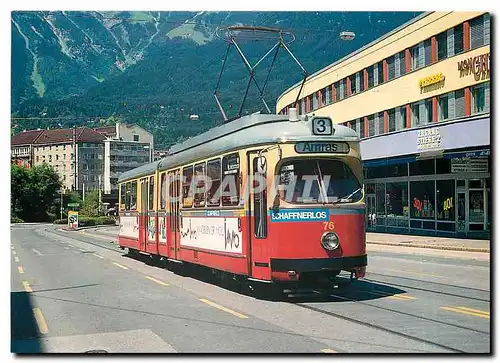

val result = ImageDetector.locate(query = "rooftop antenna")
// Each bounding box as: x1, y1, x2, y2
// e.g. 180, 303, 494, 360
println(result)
214, 25, 308, 123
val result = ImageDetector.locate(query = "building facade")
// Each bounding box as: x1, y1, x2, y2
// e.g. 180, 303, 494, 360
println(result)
11, 123, 154, 201
276, 12, 490, 238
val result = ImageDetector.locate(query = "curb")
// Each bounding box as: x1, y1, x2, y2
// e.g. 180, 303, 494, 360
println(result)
367, 241, 490, 253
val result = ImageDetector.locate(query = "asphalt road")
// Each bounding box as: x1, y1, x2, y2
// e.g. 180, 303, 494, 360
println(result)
11, 224, 491, 353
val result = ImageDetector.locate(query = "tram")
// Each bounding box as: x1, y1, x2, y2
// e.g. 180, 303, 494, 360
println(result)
117, 112, 366, 289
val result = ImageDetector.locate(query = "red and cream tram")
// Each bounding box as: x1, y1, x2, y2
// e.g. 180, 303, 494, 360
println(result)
117, 113, 366, 289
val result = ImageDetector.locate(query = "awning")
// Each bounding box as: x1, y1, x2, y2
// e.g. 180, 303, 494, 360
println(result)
362, 156, 416, 167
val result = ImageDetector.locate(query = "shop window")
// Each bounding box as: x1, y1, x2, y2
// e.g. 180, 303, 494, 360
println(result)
469, 189, 484, 224
376, 183, 385, 218
457, 179, 466, 187
386, 182, 409, 227
469, 179, 484, 189
436, 180, 455, 221
472, 82, 488, 114
366, 163, 407, 179
436, 158, 451, 174
438, 94, 449, 121
410, 180, 435, 219
437, 222, 455, 232
454, 24, 464, 55
409, 159, 435, 176
436, 31, 447, 61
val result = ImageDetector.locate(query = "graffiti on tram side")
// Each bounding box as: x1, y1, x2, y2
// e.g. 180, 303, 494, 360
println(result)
180, 217, 242, 254
120, 216, 139, 239
159, 217, 167, 243
148, 217, 156, 241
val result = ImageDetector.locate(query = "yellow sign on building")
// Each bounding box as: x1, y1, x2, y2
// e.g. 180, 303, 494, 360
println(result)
419, 73, 445, 88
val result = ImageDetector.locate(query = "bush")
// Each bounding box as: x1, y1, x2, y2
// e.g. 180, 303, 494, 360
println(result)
53, 219, 67, 225
78, 216, 96, 227
11, 216, 25, 223
95, 216, 116, 225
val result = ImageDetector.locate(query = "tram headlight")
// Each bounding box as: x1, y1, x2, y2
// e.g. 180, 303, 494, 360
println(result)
321, 232, 340, 251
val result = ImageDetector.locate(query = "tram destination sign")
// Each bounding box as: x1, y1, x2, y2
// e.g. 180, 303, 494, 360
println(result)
294, 142, 350, 154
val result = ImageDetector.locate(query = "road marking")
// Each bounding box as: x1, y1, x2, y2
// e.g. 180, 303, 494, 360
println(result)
18, 266, 24, 274
93, 253, 104, 259
113, 262, 129, 270
32, 248, 43, 256
145, 276, 170, 286
79, 248, 87, 252
11, 246, 15, 250
14, 257, 19, 262
22, 281, 33, 293
67, 244, 75, 248
33, 308, 49, 334
199, 298, 248, 319
321, 349, 337, 353
80, 230, 115, 242
441, 306, 490, 319
12, 251, 17, 255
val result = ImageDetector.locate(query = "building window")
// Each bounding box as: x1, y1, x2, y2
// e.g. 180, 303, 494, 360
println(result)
470, 15, 485, 49
454, 24, 464, 54
454, 89, 465, 118
472, 82, 488, 114
334, 81, 340, 101
399, 51, 406, 76
133, 135, 140, 142
411, 102, 420, 126
436, 31, 447, 61
387, 56, 395, 81
321, 88, 326, 106
377, 112, 384, 135
351, 119, 357, 133
349, 74, 356, 95
341, 79, 347, 99
438, 94, 449, 121
388, 109, 396, 132
36, 156, 39, 162
359, 117, 365, 138
313, 92, 319, 110
367, 67, 374, 88
368, 115, 375, 137
399, 106, 408, 130
377, 62, 384, 84
409, 159, 435, 176
56, 154, 59, 161
424, 38, 432, 66
425, 98, 433, 124
410, 44, 419, 71
325, 87, 331, 105
410, 180, 435, 220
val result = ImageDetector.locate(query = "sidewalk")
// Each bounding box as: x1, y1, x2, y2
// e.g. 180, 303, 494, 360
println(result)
366, 232, 490, 253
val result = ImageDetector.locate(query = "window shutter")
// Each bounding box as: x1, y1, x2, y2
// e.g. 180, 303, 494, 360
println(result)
455, 89, 465, 118
394, 53, 400, 78
447, 28, 454, 57
470, 15, 485, 49
388, 56, 395, 80
395, 106, 402, 130
339, 80, 344, 100
484, 13, 490, 45
448, 92, 456, 120
373, 64, 379, 86
368, 115, 375, 137
419, 100, 426, 124
355, 72, 361, 93
399, 51, 406, 76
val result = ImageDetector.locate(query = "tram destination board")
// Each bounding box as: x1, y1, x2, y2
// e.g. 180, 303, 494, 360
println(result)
294, 141, 350, 154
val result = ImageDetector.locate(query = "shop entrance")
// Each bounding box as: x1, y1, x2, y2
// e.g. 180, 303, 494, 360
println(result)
456, 179, 489, 234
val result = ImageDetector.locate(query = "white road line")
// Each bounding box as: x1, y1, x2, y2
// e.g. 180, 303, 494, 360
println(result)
32, 248, 43, 256
14, 257, 19, 262
93, 253, 104, 259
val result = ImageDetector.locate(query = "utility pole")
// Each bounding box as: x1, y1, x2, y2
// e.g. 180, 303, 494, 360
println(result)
98, 174, 102, 215
60, 189, 64, 220
72, 125, 77, 191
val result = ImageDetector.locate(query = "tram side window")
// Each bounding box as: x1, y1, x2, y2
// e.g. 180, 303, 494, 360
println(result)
160, 173, 167, 210
222, 153, 240, 206
130, 181, 137, 210
120, 184, 126, 210
148, 176, 154, 211
182, 166, 194, 208
125, 182, 131, 210
194, 162, 206, 207
207, 158, 221, 206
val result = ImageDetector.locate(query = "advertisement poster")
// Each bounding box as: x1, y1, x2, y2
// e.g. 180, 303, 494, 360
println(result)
68, 211, 78, 230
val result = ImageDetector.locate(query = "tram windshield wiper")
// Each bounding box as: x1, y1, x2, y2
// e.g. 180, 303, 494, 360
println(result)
329, 187, 363, 206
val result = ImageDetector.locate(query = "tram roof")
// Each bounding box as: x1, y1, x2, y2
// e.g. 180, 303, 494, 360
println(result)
119, 113, 358, 183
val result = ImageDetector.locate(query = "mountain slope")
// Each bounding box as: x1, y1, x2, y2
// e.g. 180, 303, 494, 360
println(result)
11, 11, 421, 148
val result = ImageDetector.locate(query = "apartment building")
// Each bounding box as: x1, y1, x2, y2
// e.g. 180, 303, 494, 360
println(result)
277, 12, 490, 238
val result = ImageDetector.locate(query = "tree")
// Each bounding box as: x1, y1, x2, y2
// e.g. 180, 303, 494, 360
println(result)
81, 190, 100, 217
11, 164, 62, 222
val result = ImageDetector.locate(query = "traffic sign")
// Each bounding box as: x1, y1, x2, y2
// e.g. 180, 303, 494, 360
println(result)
68, 202, 80, 207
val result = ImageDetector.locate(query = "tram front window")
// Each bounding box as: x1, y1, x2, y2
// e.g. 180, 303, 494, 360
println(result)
278, 159, 362, 204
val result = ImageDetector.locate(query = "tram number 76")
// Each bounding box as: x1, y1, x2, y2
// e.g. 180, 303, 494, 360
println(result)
323, 222, 335, 231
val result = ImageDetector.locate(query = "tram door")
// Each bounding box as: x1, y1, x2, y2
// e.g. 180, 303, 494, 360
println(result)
247, 152, 269, 279
168, 170, 181, 260
139, 178, 148, 252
